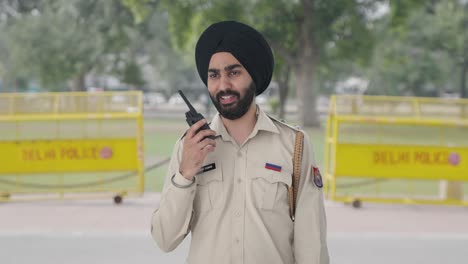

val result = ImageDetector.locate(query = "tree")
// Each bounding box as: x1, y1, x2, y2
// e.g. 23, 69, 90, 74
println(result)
142, 10, 203, 97
423, 0, 468, 98
3, 0, 157, 91
367, 0, 467, 97
157, 0, 380, 126
0, 0, 47, 91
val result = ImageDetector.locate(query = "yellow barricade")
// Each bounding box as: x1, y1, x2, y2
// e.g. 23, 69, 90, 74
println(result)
325, 95, 468, 207
0, 91, 144, 203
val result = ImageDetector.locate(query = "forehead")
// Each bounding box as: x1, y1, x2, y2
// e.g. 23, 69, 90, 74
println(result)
208, 52, 243, 69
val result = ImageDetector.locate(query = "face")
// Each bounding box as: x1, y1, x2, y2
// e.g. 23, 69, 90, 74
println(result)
207, 52, 255, 120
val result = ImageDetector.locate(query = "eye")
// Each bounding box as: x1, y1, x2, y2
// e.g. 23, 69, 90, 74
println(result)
229, 71, 240, 77
208, 72, 219, 79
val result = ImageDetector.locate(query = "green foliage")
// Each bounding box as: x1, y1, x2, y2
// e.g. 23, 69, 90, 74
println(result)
121, 61, 146, 88
388, 0, 426, 28
162, 0, 247, 52
160, 0, 384, 126
6, 5, 96, 89
139, 10, 200, 95
367, 0, 467, 96
268, 97, 280, 115
121, 0, 157, 24
1, 0, 157, 91
1, 0, 465, 101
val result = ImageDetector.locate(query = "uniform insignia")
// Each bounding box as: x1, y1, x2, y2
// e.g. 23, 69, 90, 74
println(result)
312, 166, 323, 188
265, 163, 282, 172
197, 163, 216, 174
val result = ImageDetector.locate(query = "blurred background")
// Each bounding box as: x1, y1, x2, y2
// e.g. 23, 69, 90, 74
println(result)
1, 0, 467, 120
1, 0, 468, 263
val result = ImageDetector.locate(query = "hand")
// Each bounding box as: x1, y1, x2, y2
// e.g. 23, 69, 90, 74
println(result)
179, 119, 217, 180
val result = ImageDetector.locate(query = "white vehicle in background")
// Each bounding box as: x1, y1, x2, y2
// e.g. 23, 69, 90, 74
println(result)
144, 92, 166, 106
168, 93, 184, 105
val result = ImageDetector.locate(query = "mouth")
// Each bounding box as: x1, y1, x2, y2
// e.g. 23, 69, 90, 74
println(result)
219, 94, 238, 106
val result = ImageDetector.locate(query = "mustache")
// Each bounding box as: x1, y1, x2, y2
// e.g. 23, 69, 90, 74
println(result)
216, 91, 240, 101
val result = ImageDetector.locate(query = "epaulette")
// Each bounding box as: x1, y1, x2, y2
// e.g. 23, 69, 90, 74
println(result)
267, 115, 302, 132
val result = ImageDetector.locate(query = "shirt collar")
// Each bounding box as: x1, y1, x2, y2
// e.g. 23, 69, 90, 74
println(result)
210, 105, 280, 141
210, 113, 230, 140
254, 106, 280, 134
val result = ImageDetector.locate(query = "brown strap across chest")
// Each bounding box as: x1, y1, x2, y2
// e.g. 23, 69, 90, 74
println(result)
289, 130, 304, 221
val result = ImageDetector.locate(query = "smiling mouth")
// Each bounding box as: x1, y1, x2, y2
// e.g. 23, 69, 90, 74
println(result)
219, 94, 238, 105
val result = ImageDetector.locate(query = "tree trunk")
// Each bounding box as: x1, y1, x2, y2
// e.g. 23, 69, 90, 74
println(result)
295, 0, 320, 127
277, 81, 287, 119
277, 66, 290, 120
13, 78, 21, 93
71, 72, 87, 91
295, 57, 319, 127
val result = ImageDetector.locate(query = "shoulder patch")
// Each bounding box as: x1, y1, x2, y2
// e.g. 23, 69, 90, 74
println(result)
312, 166, 323, 188
267, 115, 301, 132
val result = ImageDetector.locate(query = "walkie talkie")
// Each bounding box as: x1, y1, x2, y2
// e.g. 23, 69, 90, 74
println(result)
178, 90, 215, 140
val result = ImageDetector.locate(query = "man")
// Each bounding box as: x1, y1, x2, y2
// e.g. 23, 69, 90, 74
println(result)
151, 21, 329, 264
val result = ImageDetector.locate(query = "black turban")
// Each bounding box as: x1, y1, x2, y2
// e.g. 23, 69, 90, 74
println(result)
195, 21, 274, 96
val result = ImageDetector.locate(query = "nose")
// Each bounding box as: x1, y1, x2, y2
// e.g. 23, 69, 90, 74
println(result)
218, 73, 232, 92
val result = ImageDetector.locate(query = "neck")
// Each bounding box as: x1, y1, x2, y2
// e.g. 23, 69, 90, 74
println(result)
221, 102, 257, 145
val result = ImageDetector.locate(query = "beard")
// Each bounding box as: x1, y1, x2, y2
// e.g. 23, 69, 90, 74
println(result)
210, 81, 256, 120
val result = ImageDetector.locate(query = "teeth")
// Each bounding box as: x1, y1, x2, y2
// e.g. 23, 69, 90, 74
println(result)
221, 95, 233, 99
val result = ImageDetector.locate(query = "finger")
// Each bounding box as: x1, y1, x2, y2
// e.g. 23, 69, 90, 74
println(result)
198, 138, 216, 149
193, 129, 217, 143
186, 119, 207, 139
201, 144, 215, 155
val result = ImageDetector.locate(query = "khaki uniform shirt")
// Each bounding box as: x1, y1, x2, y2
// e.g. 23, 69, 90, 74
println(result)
151, 107, 329, 264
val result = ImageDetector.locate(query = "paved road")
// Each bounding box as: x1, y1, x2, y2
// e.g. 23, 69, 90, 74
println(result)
2, 232, 467, 264
1, 193, 468, 263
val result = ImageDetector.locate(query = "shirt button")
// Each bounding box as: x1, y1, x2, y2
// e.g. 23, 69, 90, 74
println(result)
235, 211, 241, 217
237, 152, 242, 157
235, 238, 240, 243
237, 178, 242, 183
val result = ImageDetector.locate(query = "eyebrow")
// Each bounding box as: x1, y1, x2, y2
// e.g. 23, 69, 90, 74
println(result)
224, 64, 242, 71
208, 64, 243, 74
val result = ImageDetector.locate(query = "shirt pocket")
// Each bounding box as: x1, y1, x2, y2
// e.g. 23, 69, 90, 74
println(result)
194, 165, 223, 214
251, 169, 292, 211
